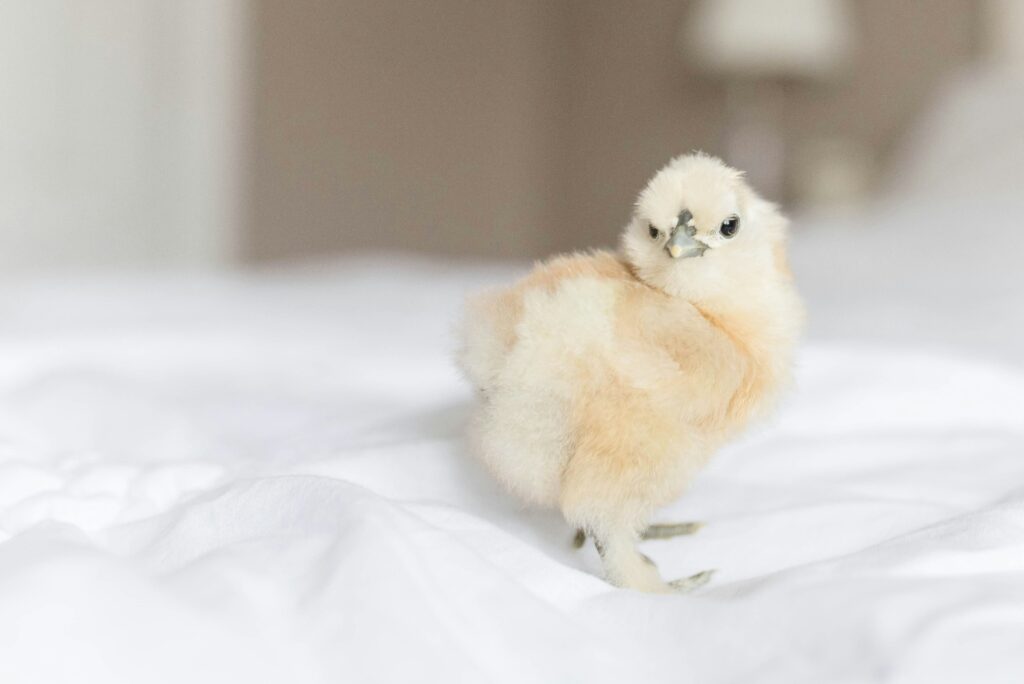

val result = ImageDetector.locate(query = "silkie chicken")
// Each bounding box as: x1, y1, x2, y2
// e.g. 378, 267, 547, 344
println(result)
457, 153, 803, 593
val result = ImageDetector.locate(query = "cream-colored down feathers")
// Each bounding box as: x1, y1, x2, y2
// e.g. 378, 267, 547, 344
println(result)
457, 154, 803, 592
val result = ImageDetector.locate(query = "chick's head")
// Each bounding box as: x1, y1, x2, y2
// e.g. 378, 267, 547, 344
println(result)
622, 153, 786, 301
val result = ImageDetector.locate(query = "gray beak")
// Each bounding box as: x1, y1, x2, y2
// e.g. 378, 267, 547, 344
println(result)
665, 210, 707, 259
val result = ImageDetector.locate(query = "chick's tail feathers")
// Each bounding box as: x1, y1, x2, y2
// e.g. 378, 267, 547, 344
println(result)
455, 289, 520, 391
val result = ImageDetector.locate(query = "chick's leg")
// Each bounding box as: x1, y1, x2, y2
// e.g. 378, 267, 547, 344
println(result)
562, 482, 673, 591
584, 526, 666, 592
560, 391, 713, 593
589, 527, 713, 593
562, 476, 703, 593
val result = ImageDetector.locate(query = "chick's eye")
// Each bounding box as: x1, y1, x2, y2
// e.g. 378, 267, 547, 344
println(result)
648, 224, 661, 240
720, 215, 740, 238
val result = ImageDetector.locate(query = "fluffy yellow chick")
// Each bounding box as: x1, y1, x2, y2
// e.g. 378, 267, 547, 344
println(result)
457, 153, 803, 593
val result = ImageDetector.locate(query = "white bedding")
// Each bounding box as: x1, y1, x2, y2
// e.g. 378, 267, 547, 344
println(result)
3, 76, 1024, 682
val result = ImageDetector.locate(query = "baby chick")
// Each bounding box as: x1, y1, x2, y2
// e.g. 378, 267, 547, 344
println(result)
457, 153, 803, 593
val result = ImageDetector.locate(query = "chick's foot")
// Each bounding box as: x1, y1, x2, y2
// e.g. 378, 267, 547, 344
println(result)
641, 522, 704, 540
668, 569, 715, 593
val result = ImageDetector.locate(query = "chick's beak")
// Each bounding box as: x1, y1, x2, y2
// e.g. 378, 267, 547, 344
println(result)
665, 211, 706, 259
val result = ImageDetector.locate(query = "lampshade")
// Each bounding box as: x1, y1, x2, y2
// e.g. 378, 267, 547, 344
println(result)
683, 0, 854, 80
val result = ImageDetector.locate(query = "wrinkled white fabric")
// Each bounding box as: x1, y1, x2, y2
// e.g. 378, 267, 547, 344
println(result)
0, 235, 1022, 684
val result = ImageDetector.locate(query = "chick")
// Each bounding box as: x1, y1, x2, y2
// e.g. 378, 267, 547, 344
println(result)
457, 153, 803, 593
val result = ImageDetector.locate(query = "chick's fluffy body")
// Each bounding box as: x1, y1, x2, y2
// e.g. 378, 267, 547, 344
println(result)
458, 154, 802, 592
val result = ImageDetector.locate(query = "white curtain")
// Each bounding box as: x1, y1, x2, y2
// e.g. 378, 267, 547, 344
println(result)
0, 1, 246, 273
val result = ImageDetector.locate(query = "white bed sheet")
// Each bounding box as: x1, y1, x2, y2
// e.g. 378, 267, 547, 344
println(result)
1, 236, 1022, 683
4, 72, 1024, 683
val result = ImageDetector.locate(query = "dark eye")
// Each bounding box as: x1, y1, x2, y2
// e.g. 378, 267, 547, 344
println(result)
720, 215, 740, 238
648, 224, 661, 240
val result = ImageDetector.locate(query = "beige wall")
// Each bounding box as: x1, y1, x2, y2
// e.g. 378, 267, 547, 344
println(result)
247, 0, 569, 260
246, 0, 979, 262
556, 0, 727, 254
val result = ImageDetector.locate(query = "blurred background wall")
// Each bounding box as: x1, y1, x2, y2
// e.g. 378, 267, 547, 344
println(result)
247, 0, 980, 261
0, 1, 1009, 271
249, 0, 568, 261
